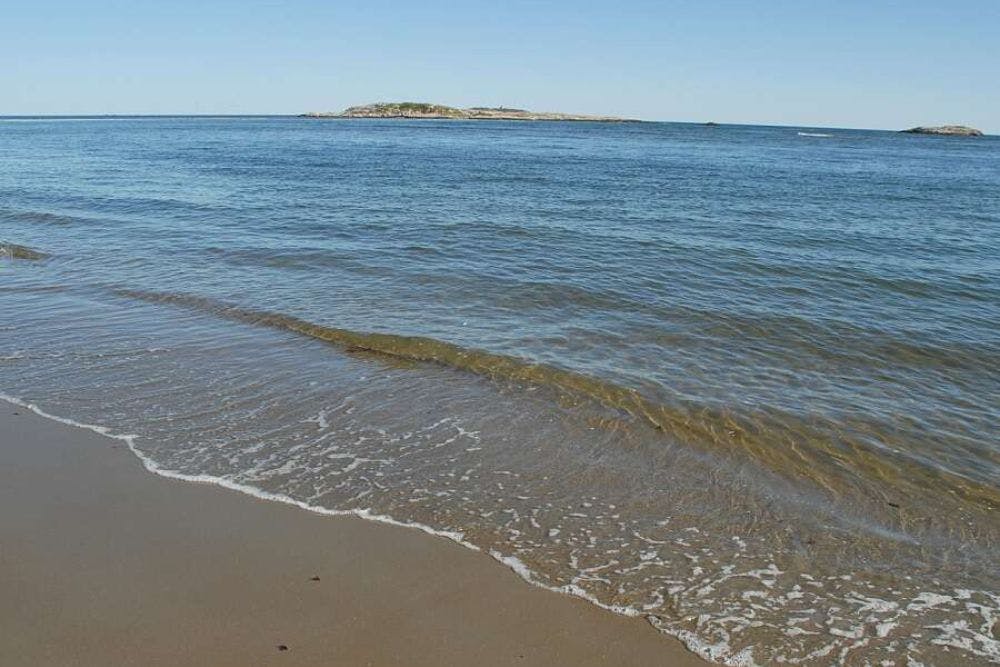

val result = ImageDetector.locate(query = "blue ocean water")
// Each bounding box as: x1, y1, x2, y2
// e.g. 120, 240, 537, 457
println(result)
2, 117, 999, 664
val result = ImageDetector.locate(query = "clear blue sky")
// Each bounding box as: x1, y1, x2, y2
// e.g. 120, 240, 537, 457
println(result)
3, 0, 998, 131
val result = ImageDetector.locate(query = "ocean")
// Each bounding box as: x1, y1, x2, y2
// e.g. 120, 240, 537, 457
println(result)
2, 116, 998, 665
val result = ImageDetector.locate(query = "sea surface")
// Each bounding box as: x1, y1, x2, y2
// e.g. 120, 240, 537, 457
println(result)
2, 117, 999, 665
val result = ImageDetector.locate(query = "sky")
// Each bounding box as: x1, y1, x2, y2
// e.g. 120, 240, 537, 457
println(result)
3, 0, 998, 131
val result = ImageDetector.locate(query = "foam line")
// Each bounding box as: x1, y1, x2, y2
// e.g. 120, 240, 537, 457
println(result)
0, 392, 729, 665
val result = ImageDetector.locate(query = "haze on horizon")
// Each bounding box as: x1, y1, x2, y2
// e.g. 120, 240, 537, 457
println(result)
3, 0, 998, 133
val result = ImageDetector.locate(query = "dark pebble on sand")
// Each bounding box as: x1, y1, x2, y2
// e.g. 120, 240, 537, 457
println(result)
887, 502, 900, 508
277, 644, 289, 651
310, 575, 320, 581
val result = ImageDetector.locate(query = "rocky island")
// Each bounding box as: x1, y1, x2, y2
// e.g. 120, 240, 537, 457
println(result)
301, 102, 632, 122
901, 125, 984, 137
1, 242, 48, 260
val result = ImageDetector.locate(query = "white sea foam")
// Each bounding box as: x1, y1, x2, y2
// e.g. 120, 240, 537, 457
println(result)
0, 392, 471, 547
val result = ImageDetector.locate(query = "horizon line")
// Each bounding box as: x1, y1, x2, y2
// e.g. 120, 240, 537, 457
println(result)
0, 114, 993, 135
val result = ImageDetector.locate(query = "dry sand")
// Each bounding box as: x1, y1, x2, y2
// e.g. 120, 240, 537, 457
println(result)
0, 403, 707, 666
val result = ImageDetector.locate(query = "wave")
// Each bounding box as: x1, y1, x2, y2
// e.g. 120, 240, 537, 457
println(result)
112, 288, 1000, 514
797, 132, 832, 137
0, 207, 106, 227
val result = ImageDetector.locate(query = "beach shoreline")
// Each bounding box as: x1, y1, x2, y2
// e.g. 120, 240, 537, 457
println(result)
4, 116, 997, 665
0, 399, 706, 667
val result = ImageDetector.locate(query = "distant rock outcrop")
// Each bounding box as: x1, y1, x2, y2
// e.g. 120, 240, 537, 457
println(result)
301, 102, 632, 122
0, 242, 48, 260
901, 125, 984, 137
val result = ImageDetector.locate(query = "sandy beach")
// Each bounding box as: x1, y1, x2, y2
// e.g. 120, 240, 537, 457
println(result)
0, 402, 705, 666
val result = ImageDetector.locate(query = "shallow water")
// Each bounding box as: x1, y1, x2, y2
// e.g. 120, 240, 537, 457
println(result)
2, 117, 999, 665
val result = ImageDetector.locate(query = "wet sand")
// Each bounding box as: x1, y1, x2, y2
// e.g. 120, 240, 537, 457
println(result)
0, 404, 706, 666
